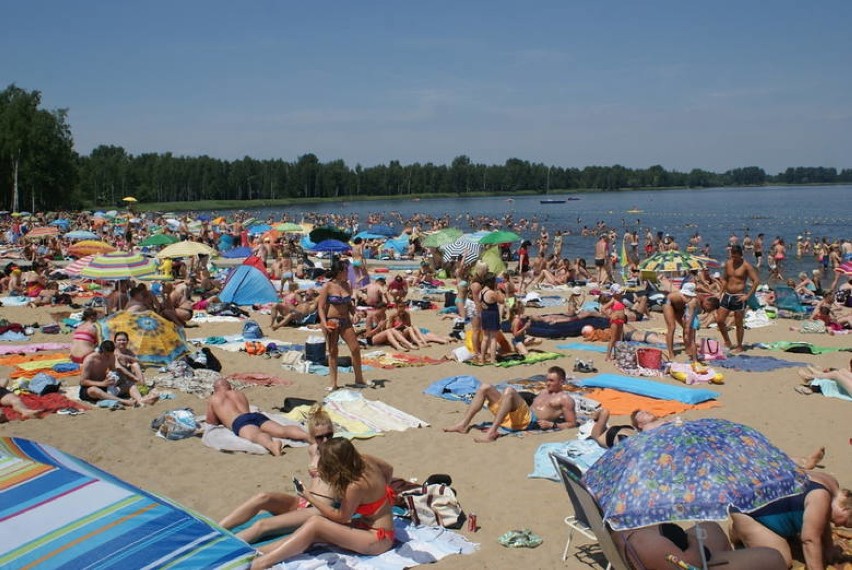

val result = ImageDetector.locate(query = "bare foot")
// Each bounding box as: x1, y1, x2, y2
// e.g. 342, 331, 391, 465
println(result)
474, 432, 499, 443
730, 346, 745, 354
798, 447, 825, 470
443, 424, 471, 434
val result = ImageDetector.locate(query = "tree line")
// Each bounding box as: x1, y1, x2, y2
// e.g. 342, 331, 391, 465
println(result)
2, 84, 851, 211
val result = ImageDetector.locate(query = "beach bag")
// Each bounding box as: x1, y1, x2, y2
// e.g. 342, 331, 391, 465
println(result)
151, 408, 197, 440
305, 335, 327, 363
700, 338, 726, 360
242, 319, 263, 340
28, 372, 61, 396
800, 320, 827, 334
444, 291, 457, 308
613, 342, 638, 369
244, 341, 266, 355
401, 483, 465, 529
636, 347, 663, 370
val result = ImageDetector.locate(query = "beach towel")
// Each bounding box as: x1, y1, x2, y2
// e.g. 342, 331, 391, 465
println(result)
0, 295, 29, 306
0, 352, 69, 366
424, 375, 482, 402
556, 342, 607, 353
716, 355, 806, 372
758, 341, 849, 354
573, 374, 720, 404
10, 366, 80, 380
809, 379, 852, 402
0, 331, 28, 342
465, 351, 563, 368
0, 392, 89, 421
529, 440, 607, 480
14, 357, 72, 371
201, 414, 309, 454
234, 515, 477, 569
361, 352, 447, 369
222, 373, 294, 387
0, 342, 70, 355
583, 388, 720, 416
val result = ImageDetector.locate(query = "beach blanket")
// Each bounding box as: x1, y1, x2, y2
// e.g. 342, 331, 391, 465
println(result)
234, 515, 477, 569
583, 388, 720, 416
188, 313, 243, 324
529, 440, 607, 480
189, 334, 301, 353
0, 331, 28, 342
809, 379, 852, 402
573, 374, 720, 405
0, 295, 29, 306
201, 413, 309, 454
150, 368, 226, 398
466, 351, 563, 368
0, 352, 69, 366
424, 375, 481, 402
716, 355, 806, 372
0, 342, 70, 356
556, 342, 607, 353
14, 357, 72, 371
0, 393, 89, 421
362, 351, 447, 369
223, 373, 294, 387
10, 366, 80, 380
758, 341, 849, 354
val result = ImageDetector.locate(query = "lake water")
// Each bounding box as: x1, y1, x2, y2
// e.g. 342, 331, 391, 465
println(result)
240, 184, 850, 278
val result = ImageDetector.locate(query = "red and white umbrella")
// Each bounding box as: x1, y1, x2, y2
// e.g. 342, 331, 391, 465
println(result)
64, 255, 96, 276
25, 226, 60, 240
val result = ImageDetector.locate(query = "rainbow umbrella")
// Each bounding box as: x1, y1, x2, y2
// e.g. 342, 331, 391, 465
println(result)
97, 311, 188, 365
638, 250, 705, 274
24, 226, 59, 240
64, 255, 96, 276
79, 252, 157, 281
67, 240, 116, 257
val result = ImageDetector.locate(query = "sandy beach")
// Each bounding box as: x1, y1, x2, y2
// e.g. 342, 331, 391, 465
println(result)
2, 285, 850, 570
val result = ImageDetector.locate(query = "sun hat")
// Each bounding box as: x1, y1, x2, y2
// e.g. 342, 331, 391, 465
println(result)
680, 282, 697, 297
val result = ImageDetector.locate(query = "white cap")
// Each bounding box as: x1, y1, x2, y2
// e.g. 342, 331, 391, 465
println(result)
680, 282, 697, 297
609, 283, 623, 295
405, 269, 413, 274
571, 286, 583, 296
712, 271, 721, 279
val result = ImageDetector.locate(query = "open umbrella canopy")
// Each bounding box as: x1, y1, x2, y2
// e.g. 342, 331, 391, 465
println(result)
246, 223, 271, 236
480, 246, 507, 274
79, 252, 158, 281
121, 196, 138, 202
97, 310, 189, 365
441, 235, 482, 265
0, 437, 254, 569
222, 246, 252, 258
67, 240, 116, 257
835, 261, 852, 276
156, 240, 217, 259
24, 226, 59, 240
139, 233, 179, 247
352, 231, 388, 241
583, 418, 808, 531
64, 230, 99, 241
638, 250, 705, 274
49, 219, 70, 228
275, 222, 304, 233
309, 239, 352, 253
479, 230, 521, 245
421, 228, 463, 249
366, 224, 396, 237
63, 254, 96, 276
310, 226, 351, 244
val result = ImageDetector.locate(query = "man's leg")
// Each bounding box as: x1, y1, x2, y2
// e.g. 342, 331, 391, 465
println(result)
732, 310, 745, 352
261, 420, 310, 443
239, 424, 283, 456
590, 408, 611, 448
716, 306, 733, 348
444, 384, 502, 434
0, 393, 39, 419
85, 386, 134, 407
475, 387, 524, 443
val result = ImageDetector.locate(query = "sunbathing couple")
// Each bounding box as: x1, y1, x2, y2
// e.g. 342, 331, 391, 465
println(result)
444, 366, 577, 442
218, 405, 396, 569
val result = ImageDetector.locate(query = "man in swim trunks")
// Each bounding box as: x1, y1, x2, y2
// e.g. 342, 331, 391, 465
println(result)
79, 340, 150, 408
206, 379, 309, 456
716, 244, 759, 354
0, 377, 40, 420
443, 365, 577, 443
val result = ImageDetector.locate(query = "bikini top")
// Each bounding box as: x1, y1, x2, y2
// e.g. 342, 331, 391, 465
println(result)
355, 485, 396, 517
327, 294, 352, 306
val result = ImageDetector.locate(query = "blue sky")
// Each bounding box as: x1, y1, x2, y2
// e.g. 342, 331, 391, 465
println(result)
3, 1, 850, 172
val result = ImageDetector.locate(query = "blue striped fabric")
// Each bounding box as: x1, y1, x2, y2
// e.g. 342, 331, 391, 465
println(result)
0, 438, 254, 570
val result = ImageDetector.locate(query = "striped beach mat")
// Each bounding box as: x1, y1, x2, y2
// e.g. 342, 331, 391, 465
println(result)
0, 437, 254, 569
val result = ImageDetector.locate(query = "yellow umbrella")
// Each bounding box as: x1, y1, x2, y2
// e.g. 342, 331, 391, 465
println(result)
122, 196, 138, 202
68, 240, 117, 257
155, 240, 218, 259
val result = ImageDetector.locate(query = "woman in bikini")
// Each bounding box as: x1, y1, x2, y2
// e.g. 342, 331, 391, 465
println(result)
603, 284, 627, 361
70, 308, 100, 364
252, 438, 396, 569
318, 260, 365, 391
362, 305, 418, 352
220, 406, 338, 544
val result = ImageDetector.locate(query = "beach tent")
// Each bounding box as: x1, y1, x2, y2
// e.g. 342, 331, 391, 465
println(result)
382, 233, 410, 256
219, 265, 278, 305
0, 437, 254, 569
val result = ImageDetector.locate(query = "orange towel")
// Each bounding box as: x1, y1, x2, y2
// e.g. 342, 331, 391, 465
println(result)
0, 352, 68, 366
10, 368, 80, 380
584, 388, 719, 417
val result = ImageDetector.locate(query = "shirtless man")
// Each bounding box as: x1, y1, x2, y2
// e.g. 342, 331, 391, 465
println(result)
78, 340, 153, 407
717, 245, 759, 353
0, 377, 40, 420
664, 283, 720, 361
796, 358, 852, 396
594, 234, 612, 284
362, 276, 390, 308
205, 379, 309, 456
444, 366, 577, 443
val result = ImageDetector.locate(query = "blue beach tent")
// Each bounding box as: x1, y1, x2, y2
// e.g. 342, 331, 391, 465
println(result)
219, 265, 278, 305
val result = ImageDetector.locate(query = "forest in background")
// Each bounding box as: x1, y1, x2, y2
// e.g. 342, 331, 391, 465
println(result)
3, 84, 851, 211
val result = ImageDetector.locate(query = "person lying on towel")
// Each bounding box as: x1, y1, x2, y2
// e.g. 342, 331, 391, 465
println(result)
443, 365, 577, 443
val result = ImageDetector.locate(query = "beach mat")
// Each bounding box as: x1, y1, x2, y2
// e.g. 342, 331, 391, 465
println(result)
0, 393, 89, 421
529, 440, 607, 480
809, 379, 852, 402
716, 354, 806, 372
584, 388, 720, 416
555, 342, 607, 353
574, 373, 720, 404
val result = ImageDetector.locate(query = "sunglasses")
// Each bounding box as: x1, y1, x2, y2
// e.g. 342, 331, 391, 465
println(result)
313, 432, 333, 442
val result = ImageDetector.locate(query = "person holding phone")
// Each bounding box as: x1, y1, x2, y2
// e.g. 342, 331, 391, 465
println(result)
219, 406, 336, 543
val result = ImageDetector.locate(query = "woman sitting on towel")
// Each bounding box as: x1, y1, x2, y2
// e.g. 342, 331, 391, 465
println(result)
361, 305, 418, 352
252, 438, 395, 569
70, 308, 100, 364
219, 406, 338, 543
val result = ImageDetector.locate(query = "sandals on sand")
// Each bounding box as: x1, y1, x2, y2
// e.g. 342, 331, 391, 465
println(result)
794, 385, 814, 396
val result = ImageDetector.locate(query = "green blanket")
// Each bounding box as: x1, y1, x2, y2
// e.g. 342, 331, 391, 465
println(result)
467, 351, 563, 368
759, 341, 850, 355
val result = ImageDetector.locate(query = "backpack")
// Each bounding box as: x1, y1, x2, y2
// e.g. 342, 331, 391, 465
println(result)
400, 483, 465, 529
243, 319, 264, 339
28, 372, 61, 396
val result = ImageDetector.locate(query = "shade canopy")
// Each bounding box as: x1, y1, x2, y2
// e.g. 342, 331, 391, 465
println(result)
79, 252, 158, 281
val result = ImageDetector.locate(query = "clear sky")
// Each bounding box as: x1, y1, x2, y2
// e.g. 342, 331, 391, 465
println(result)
3, 1, 850, 173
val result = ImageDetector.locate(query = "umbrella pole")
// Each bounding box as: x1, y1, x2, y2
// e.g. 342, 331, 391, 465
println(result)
695, 524, 709, 570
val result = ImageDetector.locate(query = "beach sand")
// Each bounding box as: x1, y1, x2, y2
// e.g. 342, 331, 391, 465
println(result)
2, 293, 850, 570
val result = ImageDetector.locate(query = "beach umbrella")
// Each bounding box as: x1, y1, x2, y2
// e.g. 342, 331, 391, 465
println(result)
310, 226, 351, 244
222, 246, 253, 258
121, 196, 138, 202
638, 250, 705, 274
196, 213, 212, 222
63, 254, 96, 275
583, 418, 808, 532
441, 235, 482, 265
479, 230, 522, 245
156, 240, 218, 259
139, 233, 179, 247
480, 246, 507, 274
275, 222, 304, 233
79, 251, 158, 281
366, 224, 396, 237
835, 261, 852, 276
261, 229, 281, 243
352, 231, 387, 241
49, 219, 70, 228
0, 437, 254, 568
98, 310, 189, 365
309, 239, 352, 253
63, 230, 99, 241
692, 255, 721, 270
247, 223, 271, 236
67, 240, 117, 257
421, 228, 463, 248
24, 226, 59, 240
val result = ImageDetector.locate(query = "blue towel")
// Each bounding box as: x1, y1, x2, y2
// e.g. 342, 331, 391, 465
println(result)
556, 343, 607, 353
529, 440, 607, 480
424, 375, 481, 401
53, 362, 80, 373
716, 355, 806, 372
810, 379, 852, 402
573, 373, 719, 404
0, 331, 28, 342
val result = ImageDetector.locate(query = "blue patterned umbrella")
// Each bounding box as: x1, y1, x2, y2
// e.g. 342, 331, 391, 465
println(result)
582, 418, 808, 530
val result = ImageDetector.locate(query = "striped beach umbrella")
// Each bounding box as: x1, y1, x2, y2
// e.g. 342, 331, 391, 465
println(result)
25, 226, 60, 240
835, 261, 852, 276
67, 240, 116, 257
79, 252, 157, 281
64, 255, 96, 276
638, 250, 705, 274
441, 235, 482, 265
64, 230, 99, 241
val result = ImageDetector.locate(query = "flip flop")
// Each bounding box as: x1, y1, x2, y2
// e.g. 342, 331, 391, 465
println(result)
794, 385, 814, 395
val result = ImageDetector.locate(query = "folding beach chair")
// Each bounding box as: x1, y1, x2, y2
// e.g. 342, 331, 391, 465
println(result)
772, 285, 811, 319
550, 453, 630, 570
